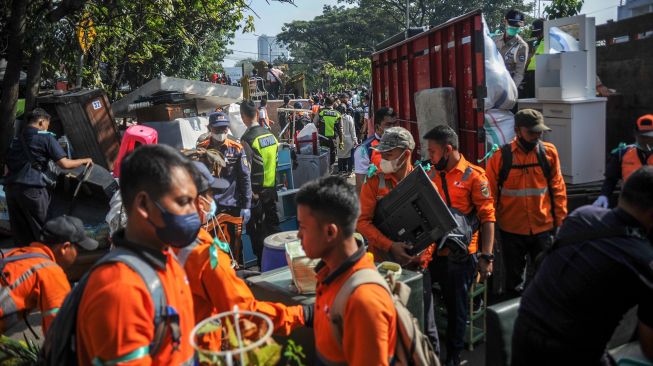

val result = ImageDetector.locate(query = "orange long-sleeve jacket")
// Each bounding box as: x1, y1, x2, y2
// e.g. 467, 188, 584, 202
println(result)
428, 154, 496, 255
357, 161, 436, 265
314, 245, 396, 366
180, 228, 304, 336
76, 233, 195, 366
0, 243, 70, 333
486, 139, 567, 235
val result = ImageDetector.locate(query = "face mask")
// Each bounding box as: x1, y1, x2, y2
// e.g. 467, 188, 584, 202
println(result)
149, 201, 201, 248
212, 133, 227, 142
518, 136, 538, 152
434, 154, 448, 171
380, 152, 406, 174
200, 196, 217, 223
506, 26, 521, 37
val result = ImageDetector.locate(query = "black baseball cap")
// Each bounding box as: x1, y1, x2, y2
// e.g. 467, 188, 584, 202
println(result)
192, 161, 229, 193
41, 215, 99, 250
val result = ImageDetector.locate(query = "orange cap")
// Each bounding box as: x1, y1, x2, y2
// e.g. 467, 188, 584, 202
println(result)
636, 114, 653, 137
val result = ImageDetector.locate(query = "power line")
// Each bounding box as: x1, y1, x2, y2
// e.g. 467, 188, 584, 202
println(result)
584, 4, 619, 15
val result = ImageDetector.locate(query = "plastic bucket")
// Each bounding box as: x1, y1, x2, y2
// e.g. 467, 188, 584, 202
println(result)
261, 231, 298, 272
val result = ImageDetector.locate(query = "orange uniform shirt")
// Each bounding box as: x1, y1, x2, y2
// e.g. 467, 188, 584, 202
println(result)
621, 146, 653, 181
357, 161, 436, 264
428, 154, 496, 254
179, 228, 304, 335
314, 245, 396, 366
486, 140, 567, 235
76, 234, 195, 366
0, 243, 70, 333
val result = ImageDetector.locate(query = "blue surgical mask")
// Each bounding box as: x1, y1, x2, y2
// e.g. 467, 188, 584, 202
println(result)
149, 201, 201, 248
202, 197, 217, 222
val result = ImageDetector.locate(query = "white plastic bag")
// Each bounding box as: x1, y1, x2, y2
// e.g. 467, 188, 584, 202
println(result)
483, 16, 518, 110
226, 103, 247, 139
484, 109, 515, 146
296, 123, 318, 155
105, 187, 127, 237
549, 26, 581, 53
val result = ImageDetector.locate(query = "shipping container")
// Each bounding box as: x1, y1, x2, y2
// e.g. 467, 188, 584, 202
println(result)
371, 10, 486, 163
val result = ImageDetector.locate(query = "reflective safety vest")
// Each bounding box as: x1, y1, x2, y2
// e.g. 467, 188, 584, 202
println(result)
527, 40, 544, 71
620, 145, 653, 181
319, 109, 341, 138
250, 132, 279, 189
0, 252, 56, 332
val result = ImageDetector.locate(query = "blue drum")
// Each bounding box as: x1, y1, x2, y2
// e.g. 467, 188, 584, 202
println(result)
261, 231, 298, 272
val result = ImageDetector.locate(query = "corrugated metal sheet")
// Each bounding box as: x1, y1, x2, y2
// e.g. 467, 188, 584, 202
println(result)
372, 10, 486, 163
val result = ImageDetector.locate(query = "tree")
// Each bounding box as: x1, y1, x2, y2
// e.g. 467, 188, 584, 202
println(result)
277, 5, 400, 90
323, 58, 371, 93
234, 58, 258, 67
544, 0, 584, 20
339, 0, 532, 31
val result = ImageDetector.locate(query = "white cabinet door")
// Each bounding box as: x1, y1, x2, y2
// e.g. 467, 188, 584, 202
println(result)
543, 117, 572, 177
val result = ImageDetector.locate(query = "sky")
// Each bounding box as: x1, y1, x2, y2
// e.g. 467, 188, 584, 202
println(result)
224, 0, 624, 67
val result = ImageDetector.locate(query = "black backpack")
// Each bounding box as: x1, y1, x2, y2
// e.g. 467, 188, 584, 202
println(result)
497, 142, 556, 222
38, 247, 180, 365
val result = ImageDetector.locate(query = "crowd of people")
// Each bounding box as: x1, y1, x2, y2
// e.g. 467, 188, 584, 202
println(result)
1, 43, 652, 364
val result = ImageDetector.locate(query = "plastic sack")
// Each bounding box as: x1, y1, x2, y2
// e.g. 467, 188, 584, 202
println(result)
105, 187, 127, 237
226, 103, 247, 139
549, 26, 580, 53
483, 16, 518, 110
484, 109, 515, 146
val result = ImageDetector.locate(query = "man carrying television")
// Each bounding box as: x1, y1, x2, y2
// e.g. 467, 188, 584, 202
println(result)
424, 125, 496, 366
356, 126, 441, 356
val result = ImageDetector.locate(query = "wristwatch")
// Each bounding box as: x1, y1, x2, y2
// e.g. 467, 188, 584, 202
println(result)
478, 253, 495, 262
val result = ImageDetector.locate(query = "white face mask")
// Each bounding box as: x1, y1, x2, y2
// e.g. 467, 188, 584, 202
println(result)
212, 133, 227, 142
379, 152, 406, 174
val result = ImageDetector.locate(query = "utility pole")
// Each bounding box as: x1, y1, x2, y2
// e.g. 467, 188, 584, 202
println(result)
406, 0, 410, 31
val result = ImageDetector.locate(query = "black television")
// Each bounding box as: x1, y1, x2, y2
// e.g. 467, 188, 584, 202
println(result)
372, 165, 458, 256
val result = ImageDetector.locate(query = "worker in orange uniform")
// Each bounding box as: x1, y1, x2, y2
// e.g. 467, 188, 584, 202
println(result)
0, 215, 98, 334
177, 161, 307, 334
486, 109, 567, 299
357, 127, 440, 356
422, 125, 496, 366
297, 175, 396, 366
593, 114, 653, 208
353, 107, 398, 193
75, 145, 198, 365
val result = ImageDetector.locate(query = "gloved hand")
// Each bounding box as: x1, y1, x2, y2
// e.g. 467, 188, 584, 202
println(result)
240, 208, 251, 224
592, 195, 609, 208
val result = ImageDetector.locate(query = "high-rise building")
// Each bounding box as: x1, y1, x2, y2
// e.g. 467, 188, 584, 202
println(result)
618, 0, 653, 20
257, 35, 289, 63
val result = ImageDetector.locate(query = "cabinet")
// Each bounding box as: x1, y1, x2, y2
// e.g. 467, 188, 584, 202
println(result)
518, 98, 607, 184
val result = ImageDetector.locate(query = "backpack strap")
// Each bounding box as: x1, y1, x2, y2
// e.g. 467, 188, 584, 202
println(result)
497, 143, 513, 201
89, 248, 180, 365
438, 171, 452, 207
535, 142, 552, 180
329, 268, 391, 350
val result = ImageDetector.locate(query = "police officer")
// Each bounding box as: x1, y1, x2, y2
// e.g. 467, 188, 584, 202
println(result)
239, 100, 281, 266
594, 114, 653, 208
524, 18, 545, 98
313, 96, 344, 169
197, 112, 252, 224
493, 9, 529, 91
3, 108, 93, 246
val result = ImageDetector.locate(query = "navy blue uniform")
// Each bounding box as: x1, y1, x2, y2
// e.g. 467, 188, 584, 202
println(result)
4, 127, 66, 246
211, 137, 252, 213
513, 206, 653, 365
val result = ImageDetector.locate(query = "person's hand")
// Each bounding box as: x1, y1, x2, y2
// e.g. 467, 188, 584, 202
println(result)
240, 208, 251, 224
477, 257, 493, 281
83, 158, 93, 165
389, 242, 415, 266
593, 195, 609, 208
597, 84, 610, 97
